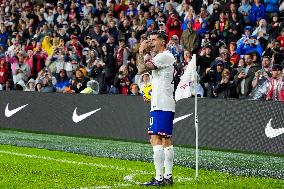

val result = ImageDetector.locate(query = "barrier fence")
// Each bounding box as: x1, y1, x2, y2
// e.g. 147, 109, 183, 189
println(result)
0, 91, 283, 155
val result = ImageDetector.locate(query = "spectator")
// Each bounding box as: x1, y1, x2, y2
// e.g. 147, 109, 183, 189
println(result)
237, 26, 253, 46
249, 0, 266, 26
252, 19, 269, 40
35, 80, 43, 92
238, 0, 251, 25
115, 38, 130, 69
70, 69, 90, 93
206, 61, 228, 97
234, 53, 261, 99
114, 64, 132, 95
215, 12, 229, 42
80, 80, 100, 94
33, 42, 48, 78
264, 0, 279, 20
165, 14, 182, 40
276, 28, 284, 49
213, 69, 232, 98
201, 31, 211, 48
24, 78, 36, 92
41, 36, 53, 56
164, 2, 178, 16
236, 36, 263, 57
180, 21, 199, 52
0, 26, 9, 47
88, 57, 108, 94
167, 35, 183, 62
197, 44, 214, 96
3, 80, 14, 91
129, 83, 142, 96
128, 31, 138, 52
250, 56, 272, 100
228, 12, 243, 43
0, 59, 8, 86
64, 46, 81, 77
15, 80, 26, 91
54, 69, 70, 92
12, 51, 31, 84
229, 42, 240, 67
210, 47, 231, 70
138, 72, 152, 94
126, 2, 138, 16
266, 64, 284, 101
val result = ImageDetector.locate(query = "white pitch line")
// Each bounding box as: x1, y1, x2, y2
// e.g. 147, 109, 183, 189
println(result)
78, 183, 131, 189
0, 150, 144, 173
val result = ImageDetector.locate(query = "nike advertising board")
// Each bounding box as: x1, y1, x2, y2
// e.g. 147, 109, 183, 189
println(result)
0, 92, 283, 155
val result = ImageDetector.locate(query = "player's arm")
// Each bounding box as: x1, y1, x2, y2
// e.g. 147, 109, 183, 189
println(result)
137, 40, 156, 75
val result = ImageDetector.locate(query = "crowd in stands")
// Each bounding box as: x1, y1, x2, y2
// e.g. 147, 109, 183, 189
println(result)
0, 0, 284, 101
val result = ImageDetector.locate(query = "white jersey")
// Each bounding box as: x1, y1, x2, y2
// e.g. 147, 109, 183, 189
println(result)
151, 50, 176, 112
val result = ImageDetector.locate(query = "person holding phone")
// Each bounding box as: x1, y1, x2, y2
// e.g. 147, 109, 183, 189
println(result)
233, 52, 261, 99
236, 35, 263, 57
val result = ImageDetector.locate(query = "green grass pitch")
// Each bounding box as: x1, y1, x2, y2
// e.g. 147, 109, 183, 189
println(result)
0, 130, 283, 189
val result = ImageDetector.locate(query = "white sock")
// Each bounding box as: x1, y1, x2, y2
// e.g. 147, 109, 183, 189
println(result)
153, 145, 165, 181
164, 145, 174, 179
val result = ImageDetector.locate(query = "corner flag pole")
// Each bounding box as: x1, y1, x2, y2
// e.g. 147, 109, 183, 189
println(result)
193, 54, 199, 178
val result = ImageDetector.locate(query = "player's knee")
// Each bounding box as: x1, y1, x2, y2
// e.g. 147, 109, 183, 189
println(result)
162, 138, 172, 147
150, 135, 162, 146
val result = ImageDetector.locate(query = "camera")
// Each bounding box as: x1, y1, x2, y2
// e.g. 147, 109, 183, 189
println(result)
118, 71, 124, 75
248, 39, 255, 44
208, 69, 215, 79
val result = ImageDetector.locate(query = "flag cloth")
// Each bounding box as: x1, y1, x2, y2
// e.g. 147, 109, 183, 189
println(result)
175, 54, 202, 101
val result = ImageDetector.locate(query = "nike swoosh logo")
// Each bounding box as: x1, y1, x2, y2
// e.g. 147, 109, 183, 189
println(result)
5, 103, 29, 118
72, 107, 101, 123
173, 113, 193, 124
265, 118, 284, 138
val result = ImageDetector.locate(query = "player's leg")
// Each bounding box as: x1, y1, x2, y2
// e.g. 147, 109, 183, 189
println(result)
163, 137, 174, 185
142, 111, 165, 186
142, 135, 165, 186
151, 135, 164, 181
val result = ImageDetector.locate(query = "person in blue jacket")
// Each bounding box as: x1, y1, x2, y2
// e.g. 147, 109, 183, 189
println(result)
264, 0, 279, 18
236, 35, 263, 56
249, 0, 266, 25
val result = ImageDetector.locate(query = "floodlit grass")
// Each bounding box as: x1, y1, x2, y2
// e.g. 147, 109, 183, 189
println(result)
0, 145, 283, 189
0, 130, 283, 188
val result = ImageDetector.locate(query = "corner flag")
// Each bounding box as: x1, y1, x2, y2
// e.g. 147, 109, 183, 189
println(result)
174, 54, 199, 178
175, 54, 198, 101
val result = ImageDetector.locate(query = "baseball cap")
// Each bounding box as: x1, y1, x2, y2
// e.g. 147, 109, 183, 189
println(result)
204, 43, 212, 48
244, 26, 253, 32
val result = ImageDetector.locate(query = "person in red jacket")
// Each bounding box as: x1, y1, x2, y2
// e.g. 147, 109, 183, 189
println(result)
266, 64, 284, 101
0, 58, 8, 85
276, 28, 284, 49
229, 41, 240, 67
165, 14, 182, 41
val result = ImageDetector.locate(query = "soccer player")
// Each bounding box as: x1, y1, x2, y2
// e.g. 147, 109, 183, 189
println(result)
137, 30, 176, 186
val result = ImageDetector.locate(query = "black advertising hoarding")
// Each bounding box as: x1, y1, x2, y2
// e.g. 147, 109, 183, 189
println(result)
0, 91, 283, 155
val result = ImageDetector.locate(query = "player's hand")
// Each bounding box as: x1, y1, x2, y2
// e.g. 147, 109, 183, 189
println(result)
139, 40, 149, 54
